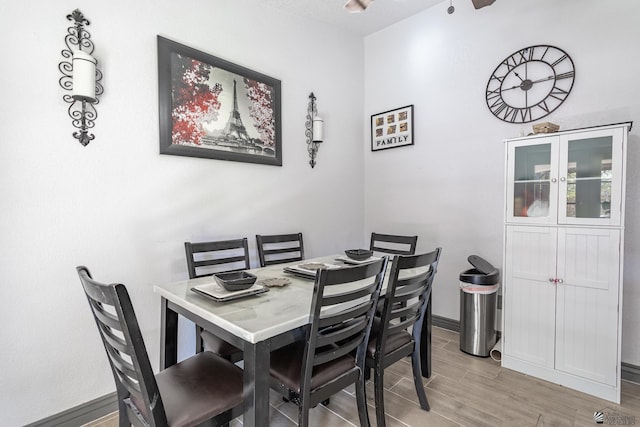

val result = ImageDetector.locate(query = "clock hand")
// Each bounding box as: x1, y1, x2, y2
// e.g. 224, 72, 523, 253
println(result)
502, 83, 527, 91
528, 75, 555, 84
502, 75, 555, 92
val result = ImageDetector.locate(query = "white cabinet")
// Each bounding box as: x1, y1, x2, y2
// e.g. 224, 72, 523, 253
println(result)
502, 123, 630, 403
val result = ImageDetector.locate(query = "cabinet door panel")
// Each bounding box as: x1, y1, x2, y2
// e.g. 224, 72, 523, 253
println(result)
506, 139, 559, 225
504, 226, 556, 367
555, 228, 620, 385
557, 128, 624, 226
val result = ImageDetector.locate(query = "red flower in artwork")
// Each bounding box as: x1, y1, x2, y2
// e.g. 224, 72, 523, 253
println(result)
171, 54, 222, 145
244, 78, 275, 146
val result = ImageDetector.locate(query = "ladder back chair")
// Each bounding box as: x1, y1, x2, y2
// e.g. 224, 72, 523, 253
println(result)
269, 257, 389, 427
185, 238, 251, 278
365, 248, 442, 427
256, 232, 305, 267
77, 266, 243, 427
369, 232, 418, 255
185, 238, 250, 359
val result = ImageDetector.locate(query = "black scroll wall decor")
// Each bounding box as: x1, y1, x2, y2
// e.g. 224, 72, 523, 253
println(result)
58, 9, 103, 146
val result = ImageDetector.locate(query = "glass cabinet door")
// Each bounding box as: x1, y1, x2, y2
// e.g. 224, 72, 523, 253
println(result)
558, 128, 624, 226
507, 139, 559, 224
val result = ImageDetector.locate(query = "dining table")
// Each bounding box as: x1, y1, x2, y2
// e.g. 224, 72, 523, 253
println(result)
154, 254, 432, 427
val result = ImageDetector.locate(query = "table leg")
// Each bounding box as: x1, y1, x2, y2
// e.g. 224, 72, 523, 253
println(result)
420, 293, 432, 378
242, 340, 271, 427
160, 297, 178, 369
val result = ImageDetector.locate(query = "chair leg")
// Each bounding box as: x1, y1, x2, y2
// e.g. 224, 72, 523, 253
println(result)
411, 348, 430, 411
118, 407, 129, 427
195, 325, 204, 353
374, 365, 386, 427
355, 372, 371, 427
117, 390, 130, 427
299, 397, 310, 427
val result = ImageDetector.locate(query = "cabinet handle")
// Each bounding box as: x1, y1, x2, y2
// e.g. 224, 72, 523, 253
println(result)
557, 278, 564, 284
549, 278, 556, 284
560, 177, 566, 182
551, 178, 557, 183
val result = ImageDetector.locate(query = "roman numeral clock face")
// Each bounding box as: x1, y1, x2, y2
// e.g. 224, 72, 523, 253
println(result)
486, 45, 575, 123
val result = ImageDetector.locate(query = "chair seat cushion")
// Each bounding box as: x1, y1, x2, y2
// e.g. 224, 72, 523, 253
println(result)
202, 330, 242, 358
270, 340, 355, 394
146, 351, 243, 427
367, 317, 412, 358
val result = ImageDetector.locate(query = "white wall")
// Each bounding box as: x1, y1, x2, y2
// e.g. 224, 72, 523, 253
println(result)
0, 1, 365, 425
364, 0, 640, 365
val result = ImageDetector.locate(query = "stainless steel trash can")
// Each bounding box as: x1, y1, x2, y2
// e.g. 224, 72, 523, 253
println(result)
459, 255, 500, 357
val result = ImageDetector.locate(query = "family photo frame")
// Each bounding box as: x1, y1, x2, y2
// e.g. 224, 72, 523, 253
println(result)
370, 105, 414, 152
157, 36, 282, 166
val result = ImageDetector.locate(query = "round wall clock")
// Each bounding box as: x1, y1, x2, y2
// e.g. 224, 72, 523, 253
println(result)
485, 45, 575, 123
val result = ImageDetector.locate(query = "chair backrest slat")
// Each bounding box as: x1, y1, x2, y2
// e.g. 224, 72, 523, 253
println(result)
193, 255, 248, 269
104, 344, 138, 382
320, 281, 378, 307
77, 266, 167, 426
315, 317, 367, 348
256, 233, 304, 267
314, 334, 362, 366
317, 301, 371, 329
90, 301, 123, 331
185, 238, 251, 279
100, 323, 129, 354
370, 232, 418, 255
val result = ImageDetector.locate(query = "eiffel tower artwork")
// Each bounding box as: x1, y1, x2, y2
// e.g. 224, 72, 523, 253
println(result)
201, 78, 261, 153
222, 79, 251, 142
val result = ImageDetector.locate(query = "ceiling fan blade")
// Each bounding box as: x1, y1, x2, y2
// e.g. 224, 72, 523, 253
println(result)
471, 0, 496, 9
344, 0, 374, 13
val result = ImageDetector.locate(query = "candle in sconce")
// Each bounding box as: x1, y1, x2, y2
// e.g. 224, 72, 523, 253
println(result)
312, 117, 324, 142
72, 50, 97, 102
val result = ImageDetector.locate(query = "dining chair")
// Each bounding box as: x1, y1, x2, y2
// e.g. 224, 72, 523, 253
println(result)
185, 238, 250, 359
369, 232, 418, 255
256, 232, 305, 267
365, 248, 442, 427
269, 257, 389, 427
77, 266, 243, 427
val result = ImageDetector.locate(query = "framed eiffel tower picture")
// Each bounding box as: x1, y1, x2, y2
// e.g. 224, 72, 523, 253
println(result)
158, 36, 282, 166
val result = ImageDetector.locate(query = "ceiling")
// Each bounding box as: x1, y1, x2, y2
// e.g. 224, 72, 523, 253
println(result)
260, 0, 445, 36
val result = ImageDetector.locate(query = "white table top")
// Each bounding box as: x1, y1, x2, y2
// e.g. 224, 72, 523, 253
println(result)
154, 255, 427, 344
154, 256, 341, 343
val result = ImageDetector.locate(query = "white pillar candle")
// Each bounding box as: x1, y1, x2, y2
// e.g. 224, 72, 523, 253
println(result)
72, 50, 97, 102
312, 117, 324, 142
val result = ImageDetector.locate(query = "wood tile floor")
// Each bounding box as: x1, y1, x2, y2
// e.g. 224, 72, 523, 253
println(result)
83, 327, 640, 426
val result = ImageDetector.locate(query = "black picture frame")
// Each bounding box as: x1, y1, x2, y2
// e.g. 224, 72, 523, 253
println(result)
370, 105, 414, 152
158, 36, 282, 166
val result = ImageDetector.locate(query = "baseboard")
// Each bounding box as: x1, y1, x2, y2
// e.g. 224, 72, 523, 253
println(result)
622, 362, 640, 384
434, 314, 639, 384
25, 392, 117, 427
432, 314, 460, 332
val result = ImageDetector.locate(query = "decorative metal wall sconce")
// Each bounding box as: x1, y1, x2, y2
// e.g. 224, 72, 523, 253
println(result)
59, 9, 103, 146
305, 92, 324, 168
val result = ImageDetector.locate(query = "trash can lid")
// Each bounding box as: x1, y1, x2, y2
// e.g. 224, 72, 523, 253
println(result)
468, 255, 495, 275
459, 256, 499, 285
